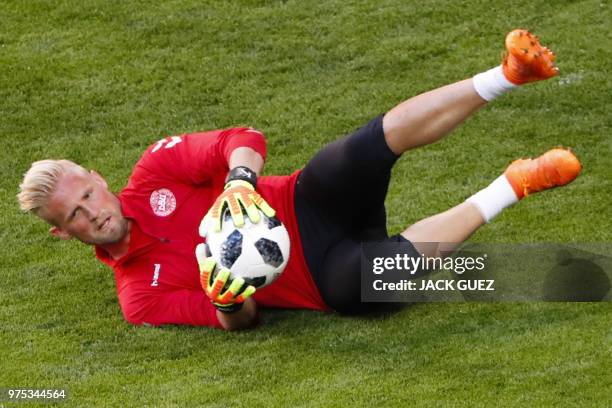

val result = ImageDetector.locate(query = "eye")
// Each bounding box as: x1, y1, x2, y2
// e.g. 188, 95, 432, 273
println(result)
69, 208, 79, 221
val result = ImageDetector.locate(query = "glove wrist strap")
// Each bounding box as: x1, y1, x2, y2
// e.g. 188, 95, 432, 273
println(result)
225, 166, 257, 189
214, 301, 244, 313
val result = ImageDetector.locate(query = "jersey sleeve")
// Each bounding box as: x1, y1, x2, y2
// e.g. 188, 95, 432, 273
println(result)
135, 128, 267, 185
140, 289, 224, 328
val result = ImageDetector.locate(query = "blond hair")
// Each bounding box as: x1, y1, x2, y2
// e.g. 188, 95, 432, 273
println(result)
17, 159, 79, 215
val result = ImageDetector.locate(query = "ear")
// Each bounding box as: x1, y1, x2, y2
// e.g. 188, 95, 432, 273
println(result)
49, 226, 72, 240
90, 170, 108, 189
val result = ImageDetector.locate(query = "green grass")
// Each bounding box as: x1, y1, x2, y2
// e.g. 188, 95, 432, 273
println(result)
1, 0, 611, 406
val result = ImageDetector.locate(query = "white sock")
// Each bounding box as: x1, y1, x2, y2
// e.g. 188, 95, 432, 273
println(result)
466, 175, 519, 222
472, 66, 517, 101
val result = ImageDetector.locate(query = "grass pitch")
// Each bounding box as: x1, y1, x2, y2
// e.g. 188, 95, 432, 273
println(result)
1, 0, 611, 406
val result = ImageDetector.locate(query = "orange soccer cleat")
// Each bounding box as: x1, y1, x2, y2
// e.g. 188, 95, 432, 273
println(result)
502, 29, 559, 85
504, 148, 582, 199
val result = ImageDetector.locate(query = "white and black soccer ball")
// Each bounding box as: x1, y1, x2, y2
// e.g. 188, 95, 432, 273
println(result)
200, 209, 290, 288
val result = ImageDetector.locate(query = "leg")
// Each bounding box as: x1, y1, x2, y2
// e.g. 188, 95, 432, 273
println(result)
383, 79, 487, 155
296, 76, 492, 231
401, 202, 485, 257
296, 115, 398, 232
315, 147, 581, 314
315, 202, 486, 313
299, 29, 566, 312
295, 117, 398, 297
403, 147, 582, 257
297, 29, 559, 223
383, 28, 560, 155
315, 237, 417, 315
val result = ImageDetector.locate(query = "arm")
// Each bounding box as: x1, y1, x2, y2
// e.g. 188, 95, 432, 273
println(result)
136, 127, 268, 186
229, 147, 264, 176
192, 148, 266, 332
202, 145, 275, 232
195, 243, 259, 330
131, 289, 257, 330
216, 298, 258, 331
205, 147, 263, 331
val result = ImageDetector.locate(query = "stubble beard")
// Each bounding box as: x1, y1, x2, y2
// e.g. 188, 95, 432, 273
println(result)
83, 214, 129, 246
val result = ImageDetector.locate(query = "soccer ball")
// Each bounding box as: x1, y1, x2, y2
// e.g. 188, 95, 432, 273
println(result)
201, 209, 290, 288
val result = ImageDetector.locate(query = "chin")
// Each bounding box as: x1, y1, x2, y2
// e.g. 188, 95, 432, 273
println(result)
106, 220, 129, 243
89, 218, 129, 245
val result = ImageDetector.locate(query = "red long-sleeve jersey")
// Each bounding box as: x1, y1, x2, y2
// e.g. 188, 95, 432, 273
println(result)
95, 128, 328, 328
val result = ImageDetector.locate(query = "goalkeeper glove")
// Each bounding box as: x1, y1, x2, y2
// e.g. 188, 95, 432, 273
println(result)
195, 243, 256, 313
203, 166, 275, 233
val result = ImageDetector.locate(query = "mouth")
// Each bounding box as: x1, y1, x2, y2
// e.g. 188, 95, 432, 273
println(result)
99, 216, 111, 231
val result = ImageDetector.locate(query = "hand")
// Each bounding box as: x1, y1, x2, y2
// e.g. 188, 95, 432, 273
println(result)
202, 178, 276, 234
195, 243, 256, 313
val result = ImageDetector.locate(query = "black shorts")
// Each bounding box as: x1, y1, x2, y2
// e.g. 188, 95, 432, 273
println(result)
294, 115, 420, 314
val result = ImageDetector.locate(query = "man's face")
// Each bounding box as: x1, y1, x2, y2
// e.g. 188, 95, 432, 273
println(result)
42, 166, 128, 245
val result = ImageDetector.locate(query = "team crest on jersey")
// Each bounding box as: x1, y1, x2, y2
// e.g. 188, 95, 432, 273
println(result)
150, 188, 176, 217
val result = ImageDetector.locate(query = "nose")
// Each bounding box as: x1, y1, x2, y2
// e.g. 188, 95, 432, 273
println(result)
82, 202, 101, 222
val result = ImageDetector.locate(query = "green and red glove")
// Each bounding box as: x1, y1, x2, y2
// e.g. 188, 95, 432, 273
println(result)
195, 243, 256, 313
202, 166, 275, 234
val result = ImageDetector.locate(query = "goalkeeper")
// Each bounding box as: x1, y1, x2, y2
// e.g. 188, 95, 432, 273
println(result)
18, 29, 580, 330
